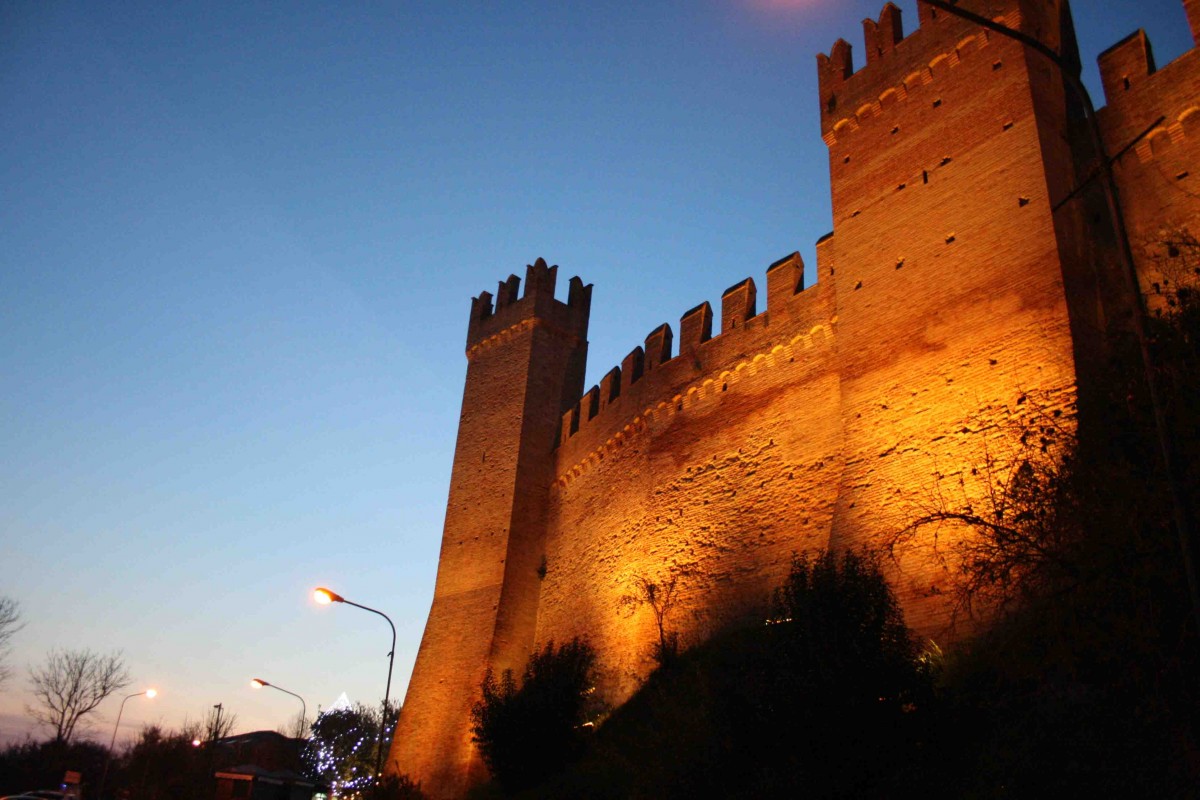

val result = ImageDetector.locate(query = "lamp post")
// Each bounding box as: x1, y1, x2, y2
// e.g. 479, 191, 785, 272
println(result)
314, 587, 397, 785
98, 688, 157, 800
251, 677, 308, 735
918, 0, 1200, 637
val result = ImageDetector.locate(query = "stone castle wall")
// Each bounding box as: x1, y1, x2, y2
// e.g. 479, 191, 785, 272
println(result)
390, 2, 1200, 797
1096, 12, 1200, 310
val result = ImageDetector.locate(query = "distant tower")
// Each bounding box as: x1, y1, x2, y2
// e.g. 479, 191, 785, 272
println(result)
388, 259, 591, 798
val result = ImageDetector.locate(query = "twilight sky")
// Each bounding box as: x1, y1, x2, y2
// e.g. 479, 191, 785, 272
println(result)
2, 0, 1194, 745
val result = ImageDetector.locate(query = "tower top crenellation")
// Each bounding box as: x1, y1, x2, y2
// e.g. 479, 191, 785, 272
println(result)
466, 257, 592, 353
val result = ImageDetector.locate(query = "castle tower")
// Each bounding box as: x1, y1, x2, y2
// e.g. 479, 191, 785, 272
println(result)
388, 259, 591, 798
819, 0, 1091, 632
1095, 3, 1200, 311
390, 4, 1200, 796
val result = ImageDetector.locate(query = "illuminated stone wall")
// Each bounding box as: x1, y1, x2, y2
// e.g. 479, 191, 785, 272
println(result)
1096, 21, 1200, 312
542, 259, 840, 702
391, 2, 1200, 797
817, 0, 1086, 634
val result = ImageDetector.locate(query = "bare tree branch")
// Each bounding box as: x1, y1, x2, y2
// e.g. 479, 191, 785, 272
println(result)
276, 709, 310, 740
0, 597, 22, 689
887, 394, 1085, 626
619, 571, 681, 666
203, 704, 238, 742
27, 648, 131, 743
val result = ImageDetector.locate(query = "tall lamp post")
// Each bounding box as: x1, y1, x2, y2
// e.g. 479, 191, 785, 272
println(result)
98, 688, 157, 800
918, 0, 1200, 636
251, 678, 308, 735
314, 586, 397, 784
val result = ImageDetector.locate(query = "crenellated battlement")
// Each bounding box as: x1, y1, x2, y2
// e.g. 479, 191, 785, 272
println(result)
1096, 21, 1200, 163
862, 2, 903, 67
818, 1, 1042, 145
395, 6, 1200, 797
553, 246, 834, 468
1098, 31, 1157, 104
466, 257, 592, 355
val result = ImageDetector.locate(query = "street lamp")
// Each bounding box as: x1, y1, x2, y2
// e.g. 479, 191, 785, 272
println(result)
313, 586, 397, 784
98, 688, 157, 800
919, 0, 1200, 639
251, 677, 308, 735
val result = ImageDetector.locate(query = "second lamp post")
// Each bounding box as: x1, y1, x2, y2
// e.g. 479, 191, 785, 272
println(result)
314, 586, 396, 784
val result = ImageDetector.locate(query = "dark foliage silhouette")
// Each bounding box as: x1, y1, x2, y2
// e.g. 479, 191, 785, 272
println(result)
517, 551, 936, 799
470, 638, 597, 794
0, 738, 108, 797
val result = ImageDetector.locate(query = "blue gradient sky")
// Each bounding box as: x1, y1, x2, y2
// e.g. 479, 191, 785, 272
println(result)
2, 0, 1194, 744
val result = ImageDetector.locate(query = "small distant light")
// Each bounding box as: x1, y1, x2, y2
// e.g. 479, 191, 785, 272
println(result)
145, 689, 157, 699
192, 738, 202, 747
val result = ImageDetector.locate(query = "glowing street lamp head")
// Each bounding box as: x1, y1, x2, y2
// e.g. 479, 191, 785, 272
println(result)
145, 689, 157, 699
251, 678, 268, 689
313, 587, 344, 605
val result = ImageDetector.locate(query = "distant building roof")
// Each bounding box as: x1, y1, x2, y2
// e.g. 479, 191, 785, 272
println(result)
214, 729, 301, 748
215, 764, 317, 787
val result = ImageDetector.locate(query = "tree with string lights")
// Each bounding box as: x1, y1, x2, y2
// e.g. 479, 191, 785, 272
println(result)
305, 700, 398, 798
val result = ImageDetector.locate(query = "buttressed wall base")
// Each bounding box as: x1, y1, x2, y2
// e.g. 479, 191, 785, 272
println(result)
390, 2, 1200, 796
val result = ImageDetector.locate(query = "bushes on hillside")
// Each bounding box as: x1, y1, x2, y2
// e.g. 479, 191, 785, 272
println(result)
470, 638, 597, 794
515, 551, 937, 799
716, 550, 937, 797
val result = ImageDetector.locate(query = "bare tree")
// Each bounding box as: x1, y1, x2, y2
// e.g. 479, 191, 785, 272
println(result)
277, 709, 310, 740
0, 597, 22, 689
203, 703, 238, 742
27, 648, 131, 743
888, 431, 1080, 623
619, 571, 681, 666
